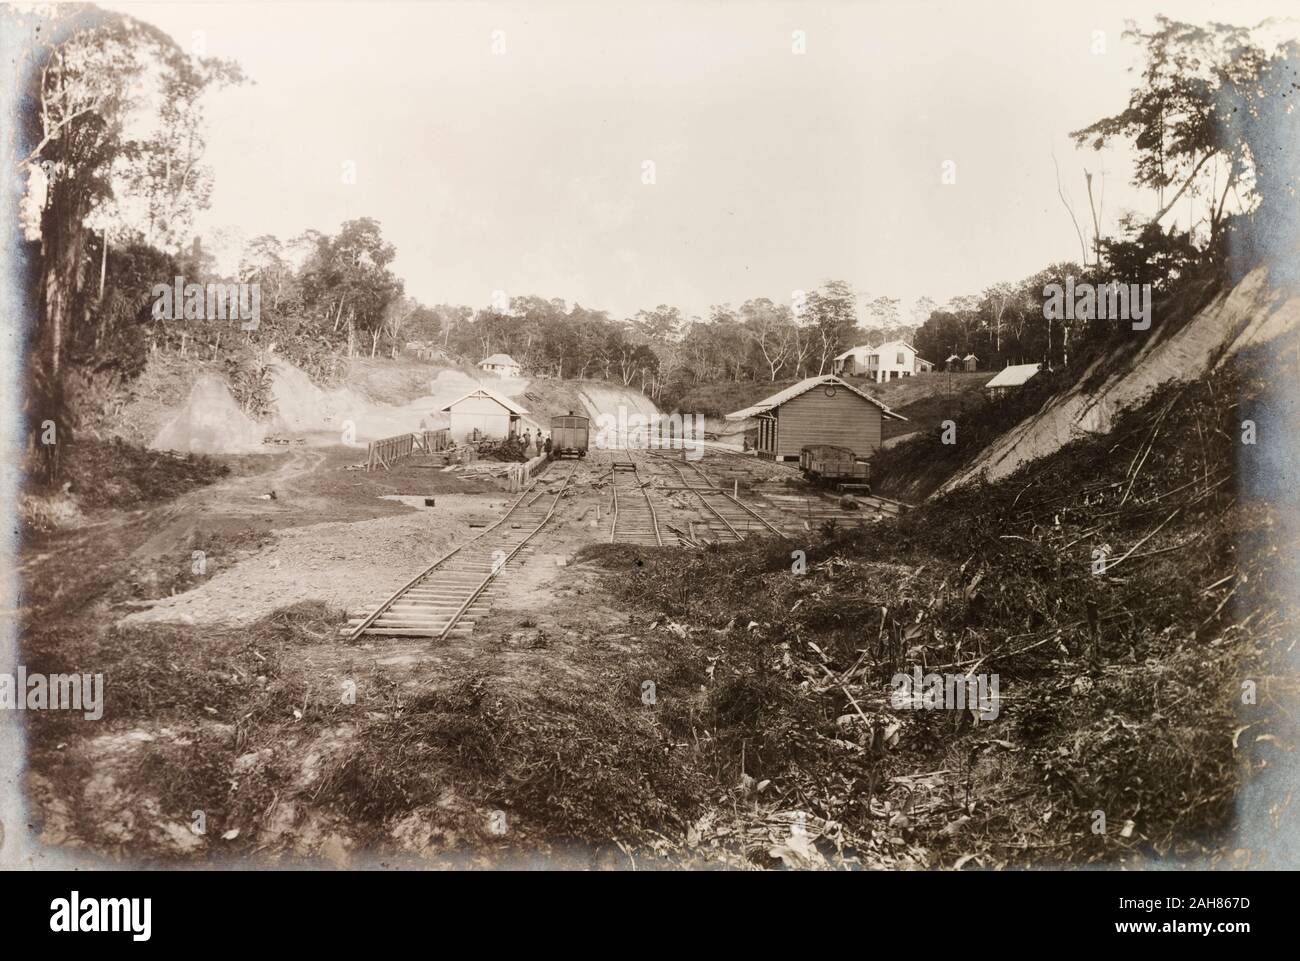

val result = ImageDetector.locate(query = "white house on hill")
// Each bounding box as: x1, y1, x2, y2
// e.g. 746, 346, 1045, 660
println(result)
833, 341, 933, 382
479, 353, 521, 377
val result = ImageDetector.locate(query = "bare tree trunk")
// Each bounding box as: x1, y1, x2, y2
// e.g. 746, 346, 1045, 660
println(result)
43, 266, 63, 379
1085, 171, 1102, 267
1152, 151, 1214, 225
1052, 149, 1088, 266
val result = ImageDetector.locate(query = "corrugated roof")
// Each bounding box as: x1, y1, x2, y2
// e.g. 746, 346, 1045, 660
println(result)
439, 386, 529, 415
837, 340, 917, 360
985, 363, 1041, 389
834, 345, 872, 361
479, 353, 518, 367
725, 374, 907, 421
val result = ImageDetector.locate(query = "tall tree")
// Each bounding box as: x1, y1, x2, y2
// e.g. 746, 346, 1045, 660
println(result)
1070, 17, 1278, 242
740, 297, 794, 381
17, 7, 242, 477
804, 280, 857, 374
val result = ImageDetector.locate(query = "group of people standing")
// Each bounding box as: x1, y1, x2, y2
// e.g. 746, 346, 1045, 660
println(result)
517, 428, 552, 458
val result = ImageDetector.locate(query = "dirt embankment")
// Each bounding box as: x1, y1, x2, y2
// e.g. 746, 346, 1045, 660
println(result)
139, 352, 661, 456
942, 267, 1300, 494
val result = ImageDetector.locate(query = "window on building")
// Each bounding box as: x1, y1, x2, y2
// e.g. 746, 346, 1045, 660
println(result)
896, 352, 905, 365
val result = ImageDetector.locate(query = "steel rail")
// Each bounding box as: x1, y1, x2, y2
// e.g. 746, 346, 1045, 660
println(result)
346, 466, 561, 641
438, 463, 576, 639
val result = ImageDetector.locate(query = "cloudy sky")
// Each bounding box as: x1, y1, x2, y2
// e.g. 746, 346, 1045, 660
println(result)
105, 0, 1297, 320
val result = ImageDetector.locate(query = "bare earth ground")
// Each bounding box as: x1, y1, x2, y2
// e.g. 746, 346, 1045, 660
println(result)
19, 403, 1291, 869
18, 445, 772, 866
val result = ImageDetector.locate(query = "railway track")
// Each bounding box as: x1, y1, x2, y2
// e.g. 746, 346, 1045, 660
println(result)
682, 446, 910, 528
642, 448, 785, 541
609, 461, 663, 546
343, 464, 576, 639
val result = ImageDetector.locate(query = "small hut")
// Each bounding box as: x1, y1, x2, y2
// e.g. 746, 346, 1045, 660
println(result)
439, 386, 528, 441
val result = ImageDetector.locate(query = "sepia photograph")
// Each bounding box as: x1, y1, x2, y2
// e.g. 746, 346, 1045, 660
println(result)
1, 0, 1297, 934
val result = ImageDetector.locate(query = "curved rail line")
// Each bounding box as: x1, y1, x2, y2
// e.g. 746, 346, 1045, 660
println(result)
642, 448, 785, 539
345, 464, 576, 640
609, 460, 663, 546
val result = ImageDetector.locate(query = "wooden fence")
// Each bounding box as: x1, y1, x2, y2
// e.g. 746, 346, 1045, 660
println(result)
420, 429, 450, 453
507, 452, 550, 491
365, 428, 450, 471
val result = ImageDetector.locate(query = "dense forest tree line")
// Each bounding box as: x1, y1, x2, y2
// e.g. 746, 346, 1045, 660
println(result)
15, 7, 1297, 482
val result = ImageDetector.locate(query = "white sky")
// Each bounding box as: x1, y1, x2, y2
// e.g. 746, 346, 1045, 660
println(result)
102, 0, 1299, 321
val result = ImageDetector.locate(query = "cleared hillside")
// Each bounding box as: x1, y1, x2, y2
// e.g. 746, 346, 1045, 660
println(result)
109, 348, 660, 455
871, 267, 1300, 502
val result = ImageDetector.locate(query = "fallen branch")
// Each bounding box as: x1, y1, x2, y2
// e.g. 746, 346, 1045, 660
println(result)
1107, 508, 1182, 570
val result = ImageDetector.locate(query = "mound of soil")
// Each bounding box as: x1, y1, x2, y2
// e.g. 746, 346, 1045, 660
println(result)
151, 375, 266, 454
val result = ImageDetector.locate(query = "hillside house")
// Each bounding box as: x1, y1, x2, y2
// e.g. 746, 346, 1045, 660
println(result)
984, 363, 1041, 399
725, 374, 906, 462
963, 353, 979, 372
833, 341, 933, 382
945, 354, 963, 371
832, 345, 874, 377
479, 353, 521, 377
405, 341, 447, 362
439, 386, 528, 441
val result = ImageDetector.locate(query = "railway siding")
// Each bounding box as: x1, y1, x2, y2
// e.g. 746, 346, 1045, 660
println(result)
344, 464, 576, 639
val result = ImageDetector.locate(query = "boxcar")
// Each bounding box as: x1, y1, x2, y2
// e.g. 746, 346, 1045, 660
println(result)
800, 444, 869, 487
550, 412, 590, 458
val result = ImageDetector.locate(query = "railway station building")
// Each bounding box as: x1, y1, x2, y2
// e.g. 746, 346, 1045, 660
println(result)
725, 374, 906, 462
439, 387, 529, 442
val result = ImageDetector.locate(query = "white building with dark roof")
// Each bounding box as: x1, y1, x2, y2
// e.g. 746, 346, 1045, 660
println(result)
439, 386, 528, 441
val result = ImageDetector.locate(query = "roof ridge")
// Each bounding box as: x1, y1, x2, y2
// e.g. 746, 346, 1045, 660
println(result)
725, 374, 906, 421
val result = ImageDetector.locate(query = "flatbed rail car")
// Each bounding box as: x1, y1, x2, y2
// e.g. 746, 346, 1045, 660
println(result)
550, 412, 590, 458
799, 444, 869, 489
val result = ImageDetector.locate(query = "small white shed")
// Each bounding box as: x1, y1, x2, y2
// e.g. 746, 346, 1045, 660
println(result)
439, 387, 528, 441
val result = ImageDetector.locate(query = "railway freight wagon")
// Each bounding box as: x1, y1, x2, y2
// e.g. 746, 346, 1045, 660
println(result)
550, 412, 590, 458
800, 444, 870, 488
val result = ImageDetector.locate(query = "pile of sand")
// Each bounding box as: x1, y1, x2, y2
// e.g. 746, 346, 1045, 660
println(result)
577, 382, 659, 423
150, 376, 266, 455
270, 363, 536, 441
268, 362, 371, 436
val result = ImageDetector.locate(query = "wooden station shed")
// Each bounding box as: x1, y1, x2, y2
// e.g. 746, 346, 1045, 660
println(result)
439, 386, 528, 442
725, 374, 906, 463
